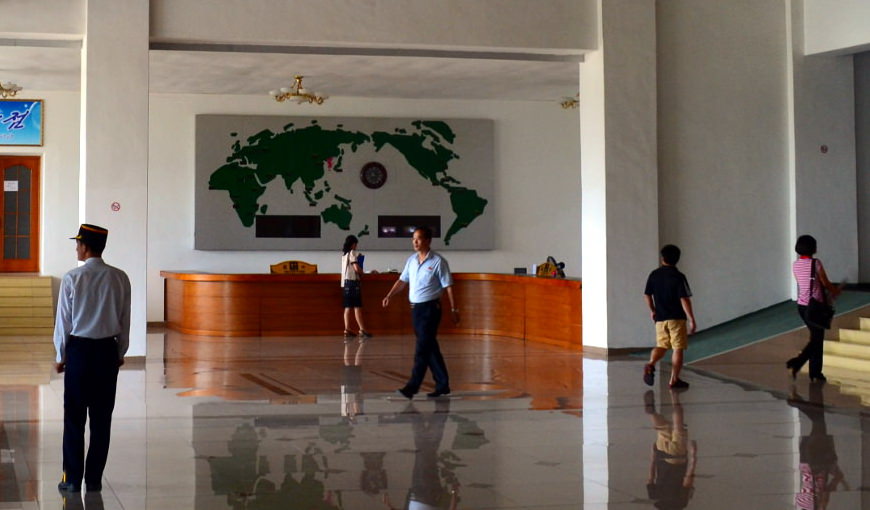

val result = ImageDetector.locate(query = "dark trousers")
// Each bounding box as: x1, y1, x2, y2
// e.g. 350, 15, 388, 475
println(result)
409, 403, 450, 505
63, 336, 120, 486
796, 305, 825, 378
405, 300, 450, 393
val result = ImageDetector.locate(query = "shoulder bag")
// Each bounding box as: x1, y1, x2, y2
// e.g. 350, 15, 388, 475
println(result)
805, 258, 834, 330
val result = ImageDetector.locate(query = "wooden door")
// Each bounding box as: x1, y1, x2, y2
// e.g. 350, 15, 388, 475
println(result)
0, 156, 40, 272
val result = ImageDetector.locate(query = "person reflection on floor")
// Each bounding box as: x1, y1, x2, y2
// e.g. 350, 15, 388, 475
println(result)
60, 492, 104, 510
383, 400, 459, 510
789, 383, 847, 510
360, 451, 388, 499
341, 340, 366, 422
644, 389, 697, 510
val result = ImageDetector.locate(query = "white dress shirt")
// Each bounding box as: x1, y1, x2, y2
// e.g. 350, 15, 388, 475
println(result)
53, 257, 131, 363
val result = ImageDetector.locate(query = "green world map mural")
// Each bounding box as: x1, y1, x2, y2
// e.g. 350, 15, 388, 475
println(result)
196, 115, 494, 251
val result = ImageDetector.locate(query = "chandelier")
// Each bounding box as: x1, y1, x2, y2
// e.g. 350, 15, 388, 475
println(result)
560, 94, 579, 109
0, 82, 22, 99
269, 76, 327, 105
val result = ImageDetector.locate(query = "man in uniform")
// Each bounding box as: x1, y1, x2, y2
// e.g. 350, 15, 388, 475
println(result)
54, 224, 131, 493
382, 227, 459, 399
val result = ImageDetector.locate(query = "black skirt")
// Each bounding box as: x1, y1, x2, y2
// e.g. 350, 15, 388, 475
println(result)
343, 279, 362, 308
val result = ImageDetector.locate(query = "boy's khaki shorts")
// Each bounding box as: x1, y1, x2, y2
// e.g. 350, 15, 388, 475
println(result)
656, 428, 689, 460
655, 320, 688, 350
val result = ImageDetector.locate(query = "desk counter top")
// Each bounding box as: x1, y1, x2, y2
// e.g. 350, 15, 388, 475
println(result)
160, 271, 581, 348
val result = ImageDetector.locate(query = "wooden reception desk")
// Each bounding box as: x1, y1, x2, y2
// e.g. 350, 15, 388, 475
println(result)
160, 271, 582, 349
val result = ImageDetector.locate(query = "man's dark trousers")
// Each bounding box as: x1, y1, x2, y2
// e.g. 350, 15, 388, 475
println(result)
63, 336, 119, 487
406, 300, 449, 393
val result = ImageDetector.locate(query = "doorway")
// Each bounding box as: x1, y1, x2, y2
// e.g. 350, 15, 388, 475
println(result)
0, 156, 40, 272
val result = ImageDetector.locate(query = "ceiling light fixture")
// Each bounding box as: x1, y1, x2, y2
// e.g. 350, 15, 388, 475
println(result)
560, 94, 579, 109
0, 82, 23, 99
269, 75, 327, 105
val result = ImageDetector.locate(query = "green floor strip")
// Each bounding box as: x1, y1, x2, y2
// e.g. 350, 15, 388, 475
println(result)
633, 291, 870, 364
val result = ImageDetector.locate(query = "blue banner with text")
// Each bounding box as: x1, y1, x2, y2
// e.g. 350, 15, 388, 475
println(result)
0, 100, 43, 146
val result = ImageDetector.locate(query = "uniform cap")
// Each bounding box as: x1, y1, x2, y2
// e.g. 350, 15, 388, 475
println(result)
70, 224, 108, 247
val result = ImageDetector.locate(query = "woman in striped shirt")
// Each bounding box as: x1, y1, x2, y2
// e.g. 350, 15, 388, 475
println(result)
787, 235, 841, 382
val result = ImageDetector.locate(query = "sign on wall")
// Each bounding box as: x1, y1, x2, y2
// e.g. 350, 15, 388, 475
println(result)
0, 100, 43, 146
195, 115, 494, 250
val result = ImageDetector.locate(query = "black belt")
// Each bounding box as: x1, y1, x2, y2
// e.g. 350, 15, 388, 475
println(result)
69, 334, 118, 342
411, 299, 440, 308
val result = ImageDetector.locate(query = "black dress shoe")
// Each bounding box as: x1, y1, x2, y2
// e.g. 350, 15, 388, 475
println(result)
786, 358, 801, 380
396, 387, 414, 400
58, 481, 81, 493
810, 374, 827, 383
427, 388, 451, 398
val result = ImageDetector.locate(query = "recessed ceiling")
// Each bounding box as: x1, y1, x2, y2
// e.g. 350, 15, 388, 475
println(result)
0, 46, 80, 91
0, 44, 580, 102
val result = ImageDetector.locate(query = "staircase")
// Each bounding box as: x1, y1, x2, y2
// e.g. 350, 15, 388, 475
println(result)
0, 275, 55, 384
824, 318, 870, 405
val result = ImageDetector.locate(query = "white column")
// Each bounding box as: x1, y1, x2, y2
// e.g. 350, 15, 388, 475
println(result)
581, 0, 658, 350
80, 0, 149, 357
787, 0, 858, 284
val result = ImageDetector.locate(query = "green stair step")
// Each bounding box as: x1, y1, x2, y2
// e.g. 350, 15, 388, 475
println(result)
0, 335, 54, 350
0, 327, 54, 336
0, 287, 51, 297
0, 296, 52, 307
0, 371, 52, 385
0, 276, 51, 287
839, 328, 870, 345
823, 340, 870, 359
0, 307, 53, 317
0, 350, 54, 361
0, 317, 55, 327
824, 353, 870, 372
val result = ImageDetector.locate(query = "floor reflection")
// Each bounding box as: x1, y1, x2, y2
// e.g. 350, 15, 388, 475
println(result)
4, 330, 870, 508
162, 331, 583, 410
382, 400, 459, 510
193, 394, 511, 509
643, 390, 697, 509
61, 491, 105, 510
789, 383, 848, 510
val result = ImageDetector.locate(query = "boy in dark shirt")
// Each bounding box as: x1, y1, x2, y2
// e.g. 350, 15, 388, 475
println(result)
643, 245, 696, 389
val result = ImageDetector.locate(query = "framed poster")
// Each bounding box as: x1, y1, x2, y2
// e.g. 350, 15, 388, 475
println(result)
0, 100, 43, 146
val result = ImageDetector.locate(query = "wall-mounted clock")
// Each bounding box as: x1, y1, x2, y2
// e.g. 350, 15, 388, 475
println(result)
360, 161, 387, 189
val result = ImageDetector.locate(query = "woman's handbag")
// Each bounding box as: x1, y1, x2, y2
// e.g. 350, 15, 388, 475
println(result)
806, 258, 834, 330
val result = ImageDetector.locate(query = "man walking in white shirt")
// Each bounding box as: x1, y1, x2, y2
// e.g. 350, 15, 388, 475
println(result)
382, 227, 459, 399
54, 224, 131, 494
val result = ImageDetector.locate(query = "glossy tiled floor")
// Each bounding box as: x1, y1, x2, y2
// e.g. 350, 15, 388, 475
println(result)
2, 330, 870, 509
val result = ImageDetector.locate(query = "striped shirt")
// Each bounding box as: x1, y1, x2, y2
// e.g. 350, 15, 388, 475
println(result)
792, 257, 824, 306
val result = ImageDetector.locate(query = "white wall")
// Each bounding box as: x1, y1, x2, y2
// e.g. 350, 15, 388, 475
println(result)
147, 94, 581, 321
151, 0, 596, 52
0, 0, 83, 38
656, 0, 793, 327
790, 1, 859, 285
581, 0, 659, 350
3, 91, 81, 296
857, 52, 870, 281
803, 0, 870, 55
